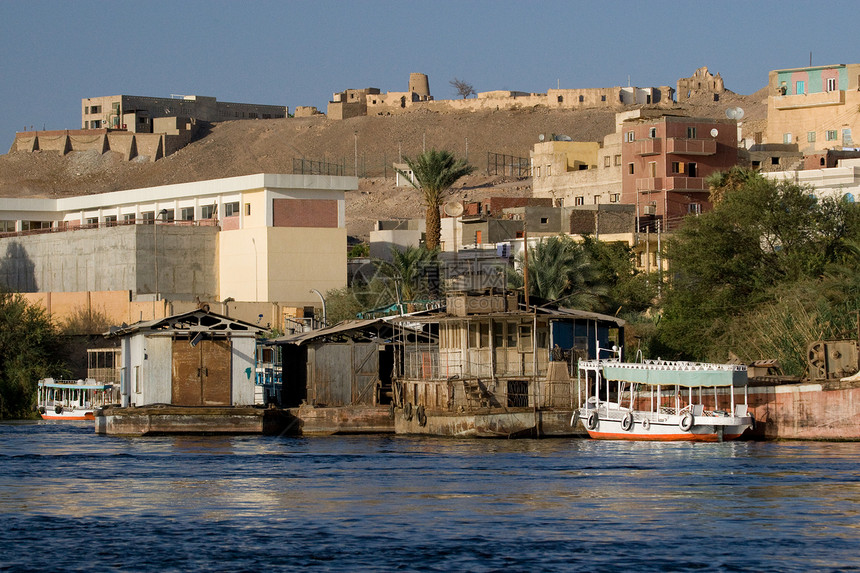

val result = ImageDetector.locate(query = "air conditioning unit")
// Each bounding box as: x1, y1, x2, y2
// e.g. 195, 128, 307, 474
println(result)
643, 205, 656, 215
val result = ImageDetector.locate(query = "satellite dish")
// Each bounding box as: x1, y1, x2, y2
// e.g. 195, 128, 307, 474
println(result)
444, 201, 464, 217
538, 134, 545, 142
710, 128, 719, 137
726, 107, 744, 120
556, 134, 572, 141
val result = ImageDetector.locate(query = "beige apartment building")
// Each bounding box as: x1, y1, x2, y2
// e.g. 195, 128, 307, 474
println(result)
530, 110, 669, 208
766, 63, 859, 152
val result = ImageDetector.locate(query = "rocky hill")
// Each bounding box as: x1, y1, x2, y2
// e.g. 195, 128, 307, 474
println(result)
0, 89, 767, 240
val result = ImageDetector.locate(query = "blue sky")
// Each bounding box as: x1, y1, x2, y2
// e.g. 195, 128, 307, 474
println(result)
1, 0, 857, 150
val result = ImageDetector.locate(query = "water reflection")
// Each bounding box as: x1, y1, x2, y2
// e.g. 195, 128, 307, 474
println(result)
2, 424, 860, 571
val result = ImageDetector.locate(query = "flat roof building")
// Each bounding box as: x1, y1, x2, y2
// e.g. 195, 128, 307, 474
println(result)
82, 94, 287, 132
0, 173, 355, 312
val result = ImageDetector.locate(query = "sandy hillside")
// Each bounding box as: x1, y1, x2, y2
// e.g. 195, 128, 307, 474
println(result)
0, 90, 766, 240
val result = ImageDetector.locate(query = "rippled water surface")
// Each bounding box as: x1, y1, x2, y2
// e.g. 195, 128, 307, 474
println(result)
2, 422, 860, 572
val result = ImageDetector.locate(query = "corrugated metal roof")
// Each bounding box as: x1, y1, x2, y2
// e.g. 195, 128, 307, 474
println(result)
389, 305, 625, 327
269, 318, 388, 345
106, 309, 265, 337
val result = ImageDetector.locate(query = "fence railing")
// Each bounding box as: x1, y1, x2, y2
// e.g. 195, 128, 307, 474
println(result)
0, 218, 219, 239
487, 152, 530, 177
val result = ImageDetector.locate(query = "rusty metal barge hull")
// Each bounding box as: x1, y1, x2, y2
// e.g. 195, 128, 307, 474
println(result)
747, 380, 860, 441
288, 405, 394, 435
94, 405, 297, 436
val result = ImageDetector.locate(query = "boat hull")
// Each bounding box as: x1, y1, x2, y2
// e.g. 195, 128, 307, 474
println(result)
578, 410, 752, 442
40, 410, 95, 421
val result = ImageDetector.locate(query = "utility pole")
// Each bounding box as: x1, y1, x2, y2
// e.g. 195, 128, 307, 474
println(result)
523, 220, 530, 311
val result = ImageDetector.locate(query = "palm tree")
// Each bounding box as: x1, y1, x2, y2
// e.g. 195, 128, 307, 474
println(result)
373, 246, 441, 303
507, 236, 605, 309
706, 165, 759, 204
395, 149, 474, 250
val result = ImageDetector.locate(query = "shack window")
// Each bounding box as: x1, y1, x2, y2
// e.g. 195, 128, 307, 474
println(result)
536, 325, 548, 350
506, 322, 518, 348
469, 323, 489, 348
493, 321, 504, 349
517, 324, 533, 352
507, 380, 529, 407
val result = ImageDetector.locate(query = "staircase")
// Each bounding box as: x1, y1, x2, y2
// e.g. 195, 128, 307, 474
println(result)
463, 379, 491, 408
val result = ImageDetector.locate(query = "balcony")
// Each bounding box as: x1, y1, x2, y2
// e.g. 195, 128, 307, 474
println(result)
635, 177, 663, 192
665, 177, 708, 192
774, 90, 844, 110
635, 177, 708, 193
666, 138, 716, 156
633, 138, 662, 156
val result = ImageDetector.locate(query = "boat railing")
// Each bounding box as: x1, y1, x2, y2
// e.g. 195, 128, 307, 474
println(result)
579, 358, 747, 373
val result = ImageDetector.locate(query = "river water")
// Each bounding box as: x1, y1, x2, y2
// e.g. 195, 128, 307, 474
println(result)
1, 422, 859, 572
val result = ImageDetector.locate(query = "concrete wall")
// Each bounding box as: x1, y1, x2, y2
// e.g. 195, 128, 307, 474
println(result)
0, 224, 219, 298
9, 129, 189, 162
568, 204, 636, 235
332, 77, 675, 119
370, 229, 424, 260
218, 226, 347, 306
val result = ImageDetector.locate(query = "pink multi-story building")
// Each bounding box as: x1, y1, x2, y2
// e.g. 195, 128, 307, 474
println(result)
620, 115, 738, 231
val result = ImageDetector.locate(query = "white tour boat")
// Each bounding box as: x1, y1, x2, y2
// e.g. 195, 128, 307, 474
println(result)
37, 378, 116, 421
574, 348, 754, 441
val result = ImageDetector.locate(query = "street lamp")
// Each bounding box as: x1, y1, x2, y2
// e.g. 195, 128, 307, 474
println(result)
309, 289, 326, 328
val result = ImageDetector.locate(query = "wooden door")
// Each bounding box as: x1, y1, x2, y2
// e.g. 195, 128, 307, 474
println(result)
171, 337, 232, 406
172, 339, 202, 406
201, 338, 232, 405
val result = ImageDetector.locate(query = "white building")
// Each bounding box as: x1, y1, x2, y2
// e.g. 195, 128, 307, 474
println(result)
763, 158, 860, 201
0, 173, 356, 310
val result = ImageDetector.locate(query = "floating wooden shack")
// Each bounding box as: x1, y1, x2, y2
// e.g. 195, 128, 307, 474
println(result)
268, 319, 430, 435
95, 310, 293, 435
390, 293, 625, 437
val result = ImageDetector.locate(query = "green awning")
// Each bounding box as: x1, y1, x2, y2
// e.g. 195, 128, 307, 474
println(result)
601, 362, 747, 387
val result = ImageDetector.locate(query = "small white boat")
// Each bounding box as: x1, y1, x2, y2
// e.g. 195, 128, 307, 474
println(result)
37, 378, 116, 421
574, 348, 754, 441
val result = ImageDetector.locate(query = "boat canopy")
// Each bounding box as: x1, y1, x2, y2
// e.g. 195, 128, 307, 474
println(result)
597, 360, 748, 387
38, 378, 113, 390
